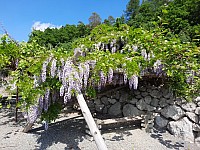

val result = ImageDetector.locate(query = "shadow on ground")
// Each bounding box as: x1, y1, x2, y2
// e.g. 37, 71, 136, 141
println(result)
28, 116, 87, 150
150, 128, 184, 150
29, 115, 140, 149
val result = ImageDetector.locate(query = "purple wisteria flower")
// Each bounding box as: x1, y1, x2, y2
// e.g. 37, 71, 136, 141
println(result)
44, 89, 50, 112
100, 71, 107, 87
111, 46, 116, 53
108, 68, 113, 84
119, 75, 123, 85
112, 74, 119, 86
78, 64, 84, 86
50, 58, 57, 77
129, 75, 138, 90
38, 96, 44, 113
33, 75, 39, 88
27, 105, 39, 123
141, 49, 148, 60
83, 62, 90, 88
124, 73, 128, 84
41, 60, 48, 82
132, 45, 138, 51
154, 60, 162, 75
60, 85, 65, 96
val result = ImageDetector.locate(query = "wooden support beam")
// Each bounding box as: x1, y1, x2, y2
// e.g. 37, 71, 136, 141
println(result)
23, 123, 34, 133
76, 93, 108, 150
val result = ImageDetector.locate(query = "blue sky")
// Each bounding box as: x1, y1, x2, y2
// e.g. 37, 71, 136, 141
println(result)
0, 0, 129, 42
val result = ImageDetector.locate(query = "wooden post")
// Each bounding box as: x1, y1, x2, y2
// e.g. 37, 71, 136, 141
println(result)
23, 123, 34, 133
76, 93, 108, 150
15, 86, 18, 122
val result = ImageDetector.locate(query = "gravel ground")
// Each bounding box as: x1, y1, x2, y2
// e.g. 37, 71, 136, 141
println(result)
0, 108, 199, 150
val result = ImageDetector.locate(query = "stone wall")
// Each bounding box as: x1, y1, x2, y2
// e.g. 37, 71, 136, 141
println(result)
86, 83, 200, 146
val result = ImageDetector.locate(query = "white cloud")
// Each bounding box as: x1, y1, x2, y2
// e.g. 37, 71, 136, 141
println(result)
32, 21, 62, 31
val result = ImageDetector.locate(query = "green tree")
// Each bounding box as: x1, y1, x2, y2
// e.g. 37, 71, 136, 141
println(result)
125, 0, 140, 21
88, 12, 102, 28
103, 16, 115, 26
28, 23, 90, 48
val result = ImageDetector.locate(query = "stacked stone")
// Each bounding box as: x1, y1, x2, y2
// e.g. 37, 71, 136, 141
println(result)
87, 85, 200, 146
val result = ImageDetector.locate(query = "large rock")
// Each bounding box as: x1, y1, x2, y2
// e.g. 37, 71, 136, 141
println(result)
176, 98, 187, 106
161, 105, 185, 120
167, 117, 194, 142
150, 90, 161, 98
163, 92, 173, 99
94, 98, 101, 105
186, 112, 199, 123
101, 96, 109, 105
181, 103, 196, 112
129, 98, 138, 105
159, 98, 168, 107
139, 86, 146, 92
155, 116, 169, 128
195, 107, 200, 115
123, 104, 141, 117
166, 98, 174, 105
161, 87, 173, 99
150, 98, 159, 107
108, 98, 117, 104
141, 92, 149, 97
136, 99, 147, 110
95, 104, 104, 113
197, 102, 200, 107
119, 92, 129, 102
108, 102, 121, 116
192, 124, 200, 131
146, 104, 156, 112
195, 136, 200, 147
135, 95, 142, 99
194, 96, 200, 102
102, 106, 108, 114
144, 96, 152, 104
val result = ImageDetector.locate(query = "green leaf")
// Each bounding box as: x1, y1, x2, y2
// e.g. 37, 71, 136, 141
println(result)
7, 104, 11, 109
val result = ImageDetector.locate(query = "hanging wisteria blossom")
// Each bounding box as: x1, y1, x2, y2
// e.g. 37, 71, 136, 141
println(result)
38, 96, 44, 113
153, 60, 162, 75
124, 73, 128, 84
27, 105, 39, 123
62, 60, 73, 87
141, 49, 148, 60
44, 89, 50, 112
41, 60, 48, 82
78, 64, 84, 84
108, 68, 113, 84
132, 45, 138, 51
60, 85, 65, 96
111, 46, 116, 53
50, 58, 57, 77
89, 60, 96, 69
129, 75, 138, 90
83, 62, 90, 88
60, 58, 65, 69
33, 75, 39, 88
112, 74, 119, 86
57, 67, 62, 81
64, 92, 70, 103
119, 75, 123, 85
100, 71, 107, 87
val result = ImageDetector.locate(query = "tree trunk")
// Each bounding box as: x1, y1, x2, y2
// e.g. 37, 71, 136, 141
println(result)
76, 93, 108, 150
